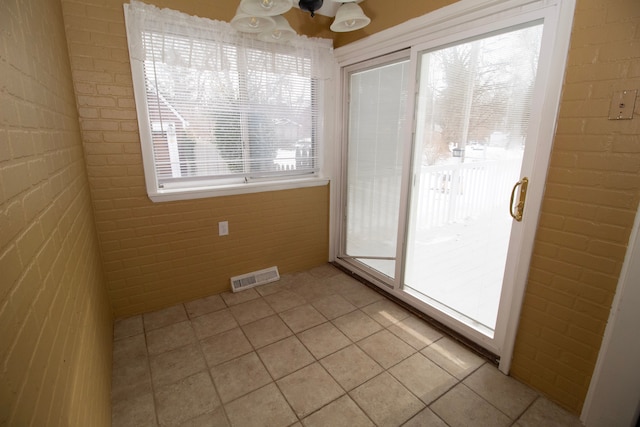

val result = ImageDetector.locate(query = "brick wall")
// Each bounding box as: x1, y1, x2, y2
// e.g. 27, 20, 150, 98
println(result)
61, 0, 331, 318
510, 0, 640, 414
0, 0, 113, 425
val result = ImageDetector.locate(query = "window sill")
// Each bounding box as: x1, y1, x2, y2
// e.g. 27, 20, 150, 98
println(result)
148, 177, 330, 202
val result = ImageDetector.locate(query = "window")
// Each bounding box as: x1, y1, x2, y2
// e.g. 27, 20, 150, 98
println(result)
124, 1, 333, 201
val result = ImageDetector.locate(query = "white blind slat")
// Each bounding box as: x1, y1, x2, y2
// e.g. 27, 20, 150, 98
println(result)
125, 0, 332, 188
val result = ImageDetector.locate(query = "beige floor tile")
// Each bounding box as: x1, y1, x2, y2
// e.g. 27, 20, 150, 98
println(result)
147, 321, 197, 356
361, 299, 410, 327
464, 364, 537, 419
112, 333, 152, 402
184, 295, 226, 319
200, 327, 253, 367
431, 383, 511, 427
297, 322, 351, 359
241, 314, 293, 349
144, 304, 188, 331
515, 396, 584, 427
402, 408, 448, 427
111, 356, 153, 403
340, 285, 384, 308
350, 372, 425, 427
264, 289, 307, 313
332, 310, 383, 342
279, 304, 327, 333
357, 329, 415, 369
387, 316, 443, 350
149, 343, 207, 389
210, 352, 272, 403
114, 315, 144, 340
325, 274, 366, 294
308, 263, 342, 279
111, 267, 580, 427
389, 353, 457, 404
311, 294, 357, 320
224, 383, 297, 427
229, 298, 275, 325
320, 344, 383, 391
254, 279, 290, 297
290, 281, 334, 302
302, 395, 374, 427
155, 372, 221, 427
277, 362, 345, 418
220, 288, 260, 306
421, 337, 484, 380
190, 309, 238, 340
286, 271, 321, 288
179, 407, 229, 427
257, 336, 315, 379
111, 392, 157, 427
113, 333, 148, 368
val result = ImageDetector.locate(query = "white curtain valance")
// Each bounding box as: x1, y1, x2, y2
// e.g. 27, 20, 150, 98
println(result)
124, 0, 335, 80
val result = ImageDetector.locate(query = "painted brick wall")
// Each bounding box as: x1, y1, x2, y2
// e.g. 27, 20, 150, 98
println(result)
510, 0, 640, 414
0, 0, 113, 425
60, 0, 331, 318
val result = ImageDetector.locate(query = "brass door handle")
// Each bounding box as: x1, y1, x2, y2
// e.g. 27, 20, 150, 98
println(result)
509, 177, 529, 222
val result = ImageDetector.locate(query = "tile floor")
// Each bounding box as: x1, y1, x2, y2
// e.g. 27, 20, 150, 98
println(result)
111, 264, 584, 427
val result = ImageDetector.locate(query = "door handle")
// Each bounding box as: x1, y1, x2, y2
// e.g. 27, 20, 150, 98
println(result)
509, 177, 529, 222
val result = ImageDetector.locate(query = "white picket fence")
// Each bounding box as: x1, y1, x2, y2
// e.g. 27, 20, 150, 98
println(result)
347, 159, 521, 240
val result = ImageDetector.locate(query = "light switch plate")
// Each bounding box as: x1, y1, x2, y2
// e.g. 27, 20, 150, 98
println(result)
608, 89, 637, 120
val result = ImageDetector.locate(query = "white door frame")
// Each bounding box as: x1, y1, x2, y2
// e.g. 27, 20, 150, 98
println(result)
331, 0, 575, 373
581, 205, 640, 426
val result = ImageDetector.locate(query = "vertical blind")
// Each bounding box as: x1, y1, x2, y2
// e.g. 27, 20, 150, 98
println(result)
124, 1, 333, 189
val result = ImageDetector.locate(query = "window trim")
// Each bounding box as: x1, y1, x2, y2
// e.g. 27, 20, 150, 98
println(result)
124, 4, 332, 202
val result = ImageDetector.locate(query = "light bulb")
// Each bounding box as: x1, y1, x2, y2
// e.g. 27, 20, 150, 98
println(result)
345, 19, 357, 28
261, 0, 274, 10
272, 30, 282, 40
249, 17, 259, 28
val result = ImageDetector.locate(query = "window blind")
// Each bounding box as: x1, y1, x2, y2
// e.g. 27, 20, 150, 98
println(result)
124, 1, 332, 192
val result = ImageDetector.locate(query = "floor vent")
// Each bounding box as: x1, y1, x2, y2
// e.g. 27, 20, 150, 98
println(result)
230, 266, 280, 292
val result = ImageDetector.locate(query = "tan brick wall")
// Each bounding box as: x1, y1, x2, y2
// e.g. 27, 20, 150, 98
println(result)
0, 0, 112, 425
61, 0, 331, 317
510, 0, 640, 414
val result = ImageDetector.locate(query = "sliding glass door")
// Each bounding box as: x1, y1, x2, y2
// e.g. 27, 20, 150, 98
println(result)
341, 52, 411, 282
336, 7, 563, 361
404, 23, 543, 336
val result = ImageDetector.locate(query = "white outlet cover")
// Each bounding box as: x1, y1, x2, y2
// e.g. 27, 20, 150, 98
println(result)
218, 221, 229, 236
609, 90, 637, 120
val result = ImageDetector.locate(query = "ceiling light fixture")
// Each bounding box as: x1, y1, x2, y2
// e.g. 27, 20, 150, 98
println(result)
230, 0, 369, 39
330, 1, 370, 32
298, 0, 324, 17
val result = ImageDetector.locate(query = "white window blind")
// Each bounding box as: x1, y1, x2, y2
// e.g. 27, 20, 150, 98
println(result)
124, 1, 333, 198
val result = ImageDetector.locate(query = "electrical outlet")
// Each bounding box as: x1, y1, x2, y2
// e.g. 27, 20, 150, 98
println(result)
218, 221, 229, 236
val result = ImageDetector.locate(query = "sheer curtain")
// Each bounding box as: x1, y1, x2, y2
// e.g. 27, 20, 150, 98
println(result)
124, 0, 334, 80
124, 0, 334, 189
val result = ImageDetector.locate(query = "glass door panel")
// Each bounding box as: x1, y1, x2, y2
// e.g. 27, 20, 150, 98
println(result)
404, 24, 543, 336
343, 57, 410, 279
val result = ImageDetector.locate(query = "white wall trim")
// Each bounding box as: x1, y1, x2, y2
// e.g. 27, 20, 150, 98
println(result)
581, 205, 640, 426
334, 0, 557, 66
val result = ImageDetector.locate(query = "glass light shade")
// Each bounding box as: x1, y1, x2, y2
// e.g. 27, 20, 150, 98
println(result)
330, 2, 370, 32
231, 8, 277, 33
240, 0, 293, 16
259, 15, 296, 42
